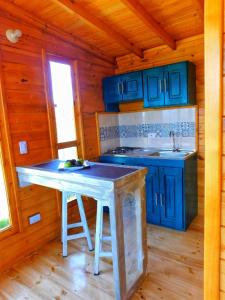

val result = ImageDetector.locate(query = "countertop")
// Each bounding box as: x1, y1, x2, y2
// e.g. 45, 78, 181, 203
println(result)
101, 148, 197, 160
16, 160, 147, 188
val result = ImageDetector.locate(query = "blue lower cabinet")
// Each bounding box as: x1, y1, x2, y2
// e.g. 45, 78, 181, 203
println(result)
99, 155, 197, 231
159, 167, 183, 230
146, 167, 161, 225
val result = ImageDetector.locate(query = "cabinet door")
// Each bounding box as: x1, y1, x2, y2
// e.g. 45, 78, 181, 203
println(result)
159, 167, 183, 229
143, 67, 164, 107
146, 166, 160, 224
103, 75, 123, 103
122, 71, 143, 101
164, 62, 188, 106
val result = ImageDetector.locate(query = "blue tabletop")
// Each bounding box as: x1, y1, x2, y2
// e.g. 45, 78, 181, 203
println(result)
34, 160, 139, 180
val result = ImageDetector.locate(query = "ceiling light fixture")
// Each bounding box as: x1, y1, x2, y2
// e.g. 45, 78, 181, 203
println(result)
6, 29, 22, 43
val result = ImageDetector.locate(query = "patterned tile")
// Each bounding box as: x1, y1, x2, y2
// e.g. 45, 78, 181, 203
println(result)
100, 122, 195, 141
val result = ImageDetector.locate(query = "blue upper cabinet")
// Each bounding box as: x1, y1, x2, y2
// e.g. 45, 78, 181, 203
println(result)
164, 63, 187, 106
164, 62, 196, 106
143, 61, 196, 108
103, 75, 122, 103
159, 167, 183, 229
143, 67, 164, 107
103, 61, 196, 111
122, 71, 143, 101
103, 71, 143, 111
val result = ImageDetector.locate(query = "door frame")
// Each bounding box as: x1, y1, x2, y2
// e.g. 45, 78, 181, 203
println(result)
204, 0, 223, 299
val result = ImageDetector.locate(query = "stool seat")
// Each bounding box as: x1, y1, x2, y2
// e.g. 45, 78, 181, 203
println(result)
61, 191, 93, 257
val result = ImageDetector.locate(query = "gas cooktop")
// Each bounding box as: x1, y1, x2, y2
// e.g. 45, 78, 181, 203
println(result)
103, 147, 142, 155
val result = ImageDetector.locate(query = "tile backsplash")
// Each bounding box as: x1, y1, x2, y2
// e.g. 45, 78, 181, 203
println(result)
98, 107, 197, 153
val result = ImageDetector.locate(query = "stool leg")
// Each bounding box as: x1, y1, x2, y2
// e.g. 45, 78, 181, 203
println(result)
62, 191, 68, 257
77, 195, 94, 251
94, 200, 103, 275
99, 206, 104, 252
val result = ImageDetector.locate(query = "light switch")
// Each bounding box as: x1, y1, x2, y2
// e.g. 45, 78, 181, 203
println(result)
28, 213, 41, 225
19, 141, 28, 154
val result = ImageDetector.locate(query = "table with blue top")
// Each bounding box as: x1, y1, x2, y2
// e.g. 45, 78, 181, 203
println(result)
16, 160, 147, 300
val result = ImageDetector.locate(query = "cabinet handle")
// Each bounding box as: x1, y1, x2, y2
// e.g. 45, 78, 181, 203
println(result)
159, 79, 162, 93
155, 193, 158, 206
117, 82, 121, 94
164, 78, 167, 92
121, 81, 125, 94
160, 194, 163, 206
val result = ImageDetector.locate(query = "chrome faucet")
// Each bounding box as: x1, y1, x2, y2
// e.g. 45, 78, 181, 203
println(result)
169, 131, 179, 152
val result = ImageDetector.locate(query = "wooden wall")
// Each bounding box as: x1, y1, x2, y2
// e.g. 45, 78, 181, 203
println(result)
116, 34, 204, 226
0, 6, 204, 273
75, 60, 114, 160
221, 3, 225, 297
0, 11, 114, 271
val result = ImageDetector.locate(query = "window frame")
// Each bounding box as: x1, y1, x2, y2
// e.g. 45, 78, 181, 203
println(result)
0, 62, 20, 240
45, 54, 82, 160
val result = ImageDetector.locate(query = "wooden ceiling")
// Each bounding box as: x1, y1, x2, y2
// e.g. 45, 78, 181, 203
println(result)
4, 0, 203, 62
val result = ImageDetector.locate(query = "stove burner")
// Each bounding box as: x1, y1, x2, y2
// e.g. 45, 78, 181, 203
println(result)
104, 147, 141, 155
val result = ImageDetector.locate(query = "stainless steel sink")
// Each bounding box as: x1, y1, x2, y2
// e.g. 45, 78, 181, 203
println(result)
114, 147, 194, 159
159, 151, 190, 157
147, 150, 191, 158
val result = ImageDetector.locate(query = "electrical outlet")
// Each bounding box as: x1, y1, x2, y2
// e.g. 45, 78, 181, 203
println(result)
29, 213, 41, 225
148, 133, 156, 138
147, 132, 157, 146
19, 141, 28, 154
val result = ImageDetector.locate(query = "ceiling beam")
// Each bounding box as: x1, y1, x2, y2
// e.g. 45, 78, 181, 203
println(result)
121, 0, 176, 50
0, 0, 115, 66
54, 0, 144, 58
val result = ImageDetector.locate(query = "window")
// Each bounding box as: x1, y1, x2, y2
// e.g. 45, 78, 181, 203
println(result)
49, 60, 78, 160
0, 143, 11, 231
0, 78, 18, 239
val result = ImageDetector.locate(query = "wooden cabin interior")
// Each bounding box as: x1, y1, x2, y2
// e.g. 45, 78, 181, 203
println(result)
0, 0, 223, 299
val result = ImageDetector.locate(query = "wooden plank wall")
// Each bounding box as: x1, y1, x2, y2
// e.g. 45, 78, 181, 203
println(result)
0, 12, 114, 271
116, 34, 204, 229
75, 60, 114, 160
221, 3, 225, 297
204, 0, 223, 298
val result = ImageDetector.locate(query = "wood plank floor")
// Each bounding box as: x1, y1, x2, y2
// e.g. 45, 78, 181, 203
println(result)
0, 216, 203, 300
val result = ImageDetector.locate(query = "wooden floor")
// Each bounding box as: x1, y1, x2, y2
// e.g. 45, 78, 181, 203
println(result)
0, 216, 203, 300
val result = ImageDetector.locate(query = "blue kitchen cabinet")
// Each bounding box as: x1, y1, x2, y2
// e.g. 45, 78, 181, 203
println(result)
103, 61, 196, 111
143, 61, 196, 108
164, 62, 187, 106
143, 66, 165, 107
165, 62, 196, 106
103, 75, 122, 103
159, 167, 183, 229
146, 166, 160, 225
103, 71, 143, 111
122, 71, 143, 101
99, 155, 197, 231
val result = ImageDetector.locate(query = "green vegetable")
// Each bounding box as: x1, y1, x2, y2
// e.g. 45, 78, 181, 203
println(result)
77, 159, 84, 164
64, 161, 73, 168
64, 158, 84, 168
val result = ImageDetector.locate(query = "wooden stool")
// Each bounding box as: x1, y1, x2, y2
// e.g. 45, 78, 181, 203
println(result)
94, 200, 112, 275
61, 191, 93, 257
